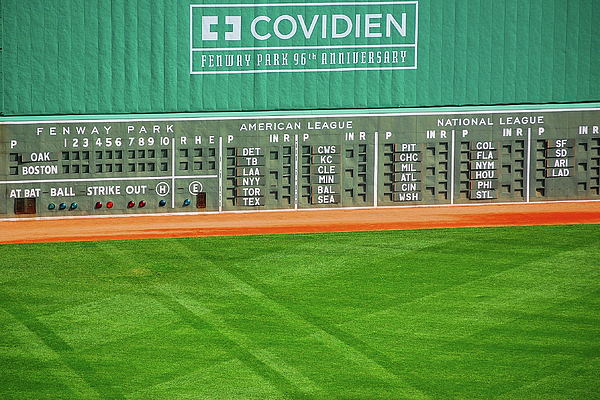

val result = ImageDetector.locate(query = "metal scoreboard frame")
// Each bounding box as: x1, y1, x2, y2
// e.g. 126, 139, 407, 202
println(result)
1, 103, 600, 219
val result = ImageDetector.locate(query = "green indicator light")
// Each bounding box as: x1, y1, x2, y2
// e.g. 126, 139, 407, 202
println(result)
70, 202, 78, 210
159, 200, 166, 207
183, 199, 191, 206
48, 203, 56, 210
59, 203, 67, 210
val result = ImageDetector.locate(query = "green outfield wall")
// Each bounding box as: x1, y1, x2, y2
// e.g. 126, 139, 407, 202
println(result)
1, 0, 599, 116
2, 104, 600, 218
2, 1, 600, 218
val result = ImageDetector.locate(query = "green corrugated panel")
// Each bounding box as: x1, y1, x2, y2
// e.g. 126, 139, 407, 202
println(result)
111, 1, 125, 112
98, 0, 112, 113
0, 0, 3, 115
1, 0, 599, 116
71, 1, 85, 113
57, 1, 71, 112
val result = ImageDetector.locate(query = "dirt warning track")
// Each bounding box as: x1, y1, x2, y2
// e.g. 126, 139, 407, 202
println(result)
2, 201, 600, 244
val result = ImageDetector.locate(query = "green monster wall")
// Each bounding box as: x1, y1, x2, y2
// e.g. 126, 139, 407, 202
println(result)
1, 0, 599, 116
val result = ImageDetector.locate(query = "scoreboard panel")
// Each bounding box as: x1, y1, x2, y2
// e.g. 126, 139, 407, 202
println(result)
2, 104, 600, 218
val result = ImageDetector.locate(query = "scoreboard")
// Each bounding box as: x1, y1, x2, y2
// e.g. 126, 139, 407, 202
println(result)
2, 104, 600, 218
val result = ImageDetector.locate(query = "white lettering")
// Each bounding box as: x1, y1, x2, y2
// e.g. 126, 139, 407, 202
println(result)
332, 14, 352, 38
202, 16, 219, 40
365, 14, 382, 38
274, 15, 297, 39
251, 16, 271, 40
21, 165, 59, 175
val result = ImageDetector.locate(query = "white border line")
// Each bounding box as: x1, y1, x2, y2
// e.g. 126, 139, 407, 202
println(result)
450, 129, 455, 205
526, 128, 531, 202
191, 65, 418, 75
295, 134, 299, 210
191, 44, 417, 52
190, 2, 418, 8
374, 131, 379, 207
219, 136, 223, 212
190, 6, 194, 75
171, 135, 176, 208
0, 175, 218, 185
4, 106, 599, 125
414, 0, 419, 68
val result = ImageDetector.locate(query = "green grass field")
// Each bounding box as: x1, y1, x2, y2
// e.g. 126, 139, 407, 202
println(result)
1, 224, 599, 399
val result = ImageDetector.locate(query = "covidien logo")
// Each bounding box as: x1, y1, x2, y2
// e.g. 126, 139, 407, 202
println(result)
190, 2, 418, 74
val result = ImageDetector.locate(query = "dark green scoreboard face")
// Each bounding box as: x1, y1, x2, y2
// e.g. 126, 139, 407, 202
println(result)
1, 105, 599, 217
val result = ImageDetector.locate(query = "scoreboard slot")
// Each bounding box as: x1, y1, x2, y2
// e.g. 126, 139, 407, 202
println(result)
14, 198, 36, 215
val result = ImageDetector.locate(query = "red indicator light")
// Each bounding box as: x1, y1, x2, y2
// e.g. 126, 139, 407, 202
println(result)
128, 201, 135, 208
139, 200, 146, 208
106, 201, 114, 209
95, 202, 103, 209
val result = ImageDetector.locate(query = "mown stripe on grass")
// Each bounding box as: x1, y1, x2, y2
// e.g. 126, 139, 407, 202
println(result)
339, 245, 600, 398
0, 300, 123, 399
224, 270, 428, 398
0, 307, 102, 400
38, 294, 180, 350
342, 246, 600, 344
1, 225, 599, 399
495, 356, 600, 399
125, 359, 288, 400
202, 263, 428, 399
162, 239, 429, 399
150, 238, 322, 398
148, 284, 310, 399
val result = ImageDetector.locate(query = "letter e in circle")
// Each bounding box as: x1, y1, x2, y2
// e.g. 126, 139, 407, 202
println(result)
189, 181, 203, 195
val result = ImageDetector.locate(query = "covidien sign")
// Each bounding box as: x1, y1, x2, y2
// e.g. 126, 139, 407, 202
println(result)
190, 2, 418, 74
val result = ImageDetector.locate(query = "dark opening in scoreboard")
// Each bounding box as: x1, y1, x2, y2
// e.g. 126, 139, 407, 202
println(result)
1, 105, 599, 217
